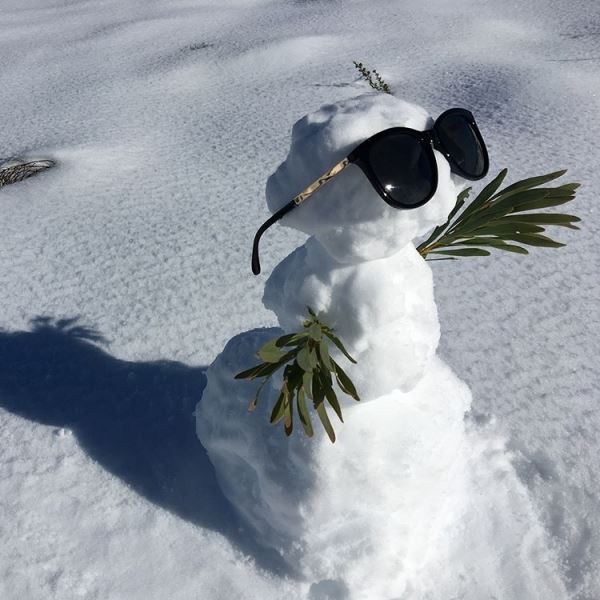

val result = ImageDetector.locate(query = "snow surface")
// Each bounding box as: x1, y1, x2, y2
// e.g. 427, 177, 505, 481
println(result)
1, 0, 599, 598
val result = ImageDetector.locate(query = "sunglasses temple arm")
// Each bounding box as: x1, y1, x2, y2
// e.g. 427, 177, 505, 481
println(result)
251, 157, 351, 275
251, 200, 297, 275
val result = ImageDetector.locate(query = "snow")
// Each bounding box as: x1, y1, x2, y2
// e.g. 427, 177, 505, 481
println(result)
198, 328, 568, 598
264, 239, 440, 398
197, 93, 567, 598
1, 0, 599, 598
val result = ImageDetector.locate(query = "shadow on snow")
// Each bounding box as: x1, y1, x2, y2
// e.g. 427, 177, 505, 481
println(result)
0, 316, 290, 577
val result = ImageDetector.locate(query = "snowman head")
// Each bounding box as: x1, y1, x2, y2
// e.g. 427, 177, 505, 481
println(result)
255, 93, 487, 269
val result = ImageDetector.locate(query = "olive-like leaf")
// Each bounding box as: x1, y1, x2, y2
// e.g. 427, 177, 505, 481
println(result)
287, 362, 304, 390
296, 387, 314, 437
457, 169, 508, 220
235, 348, 299, 380
283, 396, 293, 436
308, 322, 322, 341
332, 359, 360, 401
454, 240, 529, 254
307, 347, 318, 370
541, 187, 577, 199
312, 372, 325, 408
472, 222, 545, 236
321, 373, 343, 423
494, 169, 567, 197
494, 213, 580, 227
270, 390, 286, 424
482, 188, 552, 218
492, 244, 529, 254
235, 361, 281, 381
317, 339, 333, 371
503, 233, 565, 247
316, 402, 336, 443
508, 195, 575, 213
257, 339, 288, 363
297, 346, 315, 372
234, 362, 269, 380
418, 187, 471, 249
555, 182, 580, 192
429, 248, 491, 257
323, 331, 357, 364
275, 332, 308, 347
451, 237, 515, 247
303, 371, 313, 399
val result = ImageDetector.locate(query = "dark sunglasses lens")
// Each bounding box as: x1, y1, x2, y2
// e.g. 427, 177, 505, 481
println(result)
368, 133, 435, 207
436, 114, 486, 178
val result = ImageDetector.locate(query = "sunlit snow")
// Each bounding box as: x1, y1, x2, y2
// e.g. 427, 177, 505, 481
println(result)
1, 0, 598, 599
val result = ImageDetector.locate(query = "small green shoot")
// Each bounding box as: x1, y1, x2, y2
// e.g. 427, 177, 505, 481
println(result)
353, 61, 391, 94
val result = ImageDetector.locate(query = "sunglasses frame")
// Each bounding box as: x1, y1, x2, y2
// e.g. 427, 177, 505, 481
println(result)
251, 108, 489, 274
432, 107, 489, 180
348, 127, 439, 210
348, 108, 489, 210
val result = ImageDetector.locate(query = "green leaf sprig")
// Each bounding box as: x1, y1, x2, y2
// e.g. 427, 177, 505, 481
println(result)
417, 169, 581, 260
353, 61, 391, 94
234, 308, 360, 443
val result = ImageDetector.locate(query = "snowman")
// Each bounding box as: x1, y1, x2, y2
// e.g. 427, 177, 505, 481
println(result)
196, 93, 567, 599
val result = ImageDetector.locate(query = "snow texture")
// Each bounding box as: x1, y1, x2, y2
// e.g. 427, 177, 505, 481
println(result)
1, 0, 599, 598
197, 93, 567, 598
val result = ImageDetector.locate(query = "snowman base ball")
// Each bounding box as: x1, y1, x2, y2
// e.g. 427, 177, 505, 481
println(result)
196, 94, 567, 599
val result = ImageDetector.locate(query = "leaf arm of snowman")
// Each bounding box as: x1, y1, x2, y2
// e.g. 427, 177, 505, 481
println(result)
417, 168, 581, 260
234, 308, 360, 443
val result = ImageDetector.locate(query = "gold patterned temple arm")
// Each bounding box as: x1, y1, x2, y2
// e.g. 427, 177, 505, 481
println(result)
292, 157, 350, 206
251, 156, 351, 275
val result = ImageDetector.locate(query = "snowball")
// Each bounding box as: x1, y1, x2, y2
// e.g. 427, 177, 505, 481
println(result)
263, 238, 440, 399
266, 93, 460, 264
197, 336, 567, 598
197, 330, 472, 597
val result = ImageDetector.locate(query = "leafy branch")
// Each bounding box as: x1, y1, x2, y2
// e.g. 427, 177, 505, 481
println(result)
353, 61, 391, 94
417, 169, 580, 260
235, 308, 360, 443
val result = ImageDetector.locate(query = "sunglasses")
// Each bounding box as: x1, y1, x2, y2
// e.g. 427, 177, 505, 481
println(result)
252, 107, 489, 275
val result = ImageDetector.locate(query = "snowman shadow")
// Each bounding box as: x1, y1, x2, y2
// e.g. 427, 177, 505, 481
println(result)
0, 316, 291, 577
